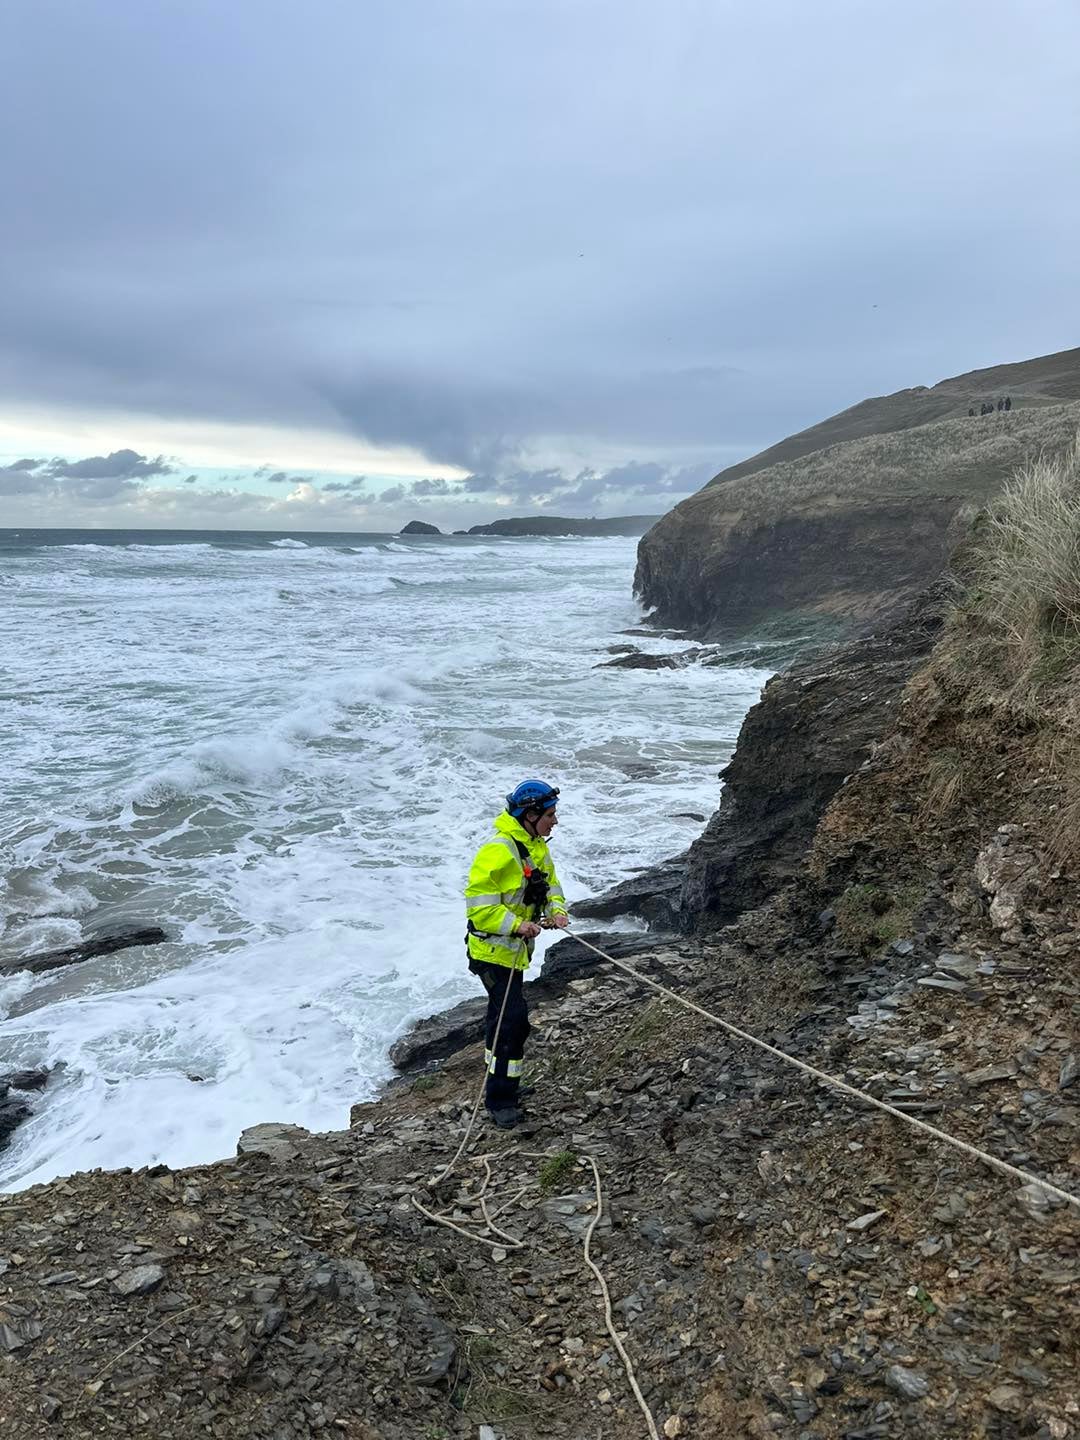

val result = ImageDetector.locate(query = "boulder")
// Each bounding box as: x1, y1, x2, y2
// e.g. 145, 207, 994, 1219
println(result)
388, 997, 487, 1073
571, 857, 685, 929
237, 1123, 311, 1163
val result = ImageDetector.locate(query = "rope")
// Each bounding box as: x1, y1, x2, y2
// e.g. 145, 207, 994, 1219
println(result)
582, 1154, 661, 1440
428, 961, 520, 1188
410, 1193, 522, 1251
567, 931, 1080, 1212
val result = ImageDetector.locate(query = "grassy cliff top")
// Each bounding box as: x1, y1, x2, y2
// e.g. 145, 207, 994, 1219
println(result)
709, 345, 1080, 490
673, 402, 1080, 530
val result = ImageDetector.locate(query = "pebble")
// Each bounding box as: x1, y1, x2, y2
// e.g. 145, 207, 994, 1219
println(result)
846, 1210, 887, 1232
885, 1365, 929, 1400
112, 1264, 166, 1297
986, 1384, 1023, 1414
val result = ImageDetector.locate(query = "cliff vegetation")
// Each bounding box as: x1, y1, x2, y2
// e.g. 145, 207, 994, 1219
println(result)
635, 347, 1080, 634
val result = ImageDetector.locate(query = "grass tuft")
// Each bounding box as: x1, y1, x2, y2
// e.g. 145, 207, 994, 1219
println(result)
538, 1150, 578, 1193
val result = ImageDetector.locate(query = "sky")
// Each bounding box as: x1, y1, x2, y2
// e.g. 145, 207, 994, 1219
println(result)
1, 0, 1077, 533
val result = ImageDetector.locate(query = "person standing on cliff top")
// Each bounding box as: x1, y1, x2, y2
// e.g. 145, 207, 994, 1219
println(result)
463, 781, 569, 1128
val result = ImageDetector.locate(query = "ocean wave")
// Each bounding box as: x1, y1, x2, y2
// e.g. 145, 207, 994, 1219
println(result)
129, 666, 427, 805
131, 736, 299, 805
125, 542, 216, 554
269, 538, 309, 549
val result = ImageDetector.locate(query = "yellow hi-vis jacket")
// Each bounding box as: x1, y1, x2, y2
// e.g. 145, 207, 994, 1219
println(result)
464, 811, 568, 970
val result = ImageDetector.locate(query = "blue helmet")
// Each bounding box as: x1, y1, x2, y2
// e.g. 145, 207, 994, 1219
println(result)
506, 780, 560, 818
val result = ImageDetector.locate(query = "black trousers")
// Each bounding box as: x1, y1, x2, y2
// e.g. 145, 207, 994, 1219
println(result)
469, 959, 530, 1111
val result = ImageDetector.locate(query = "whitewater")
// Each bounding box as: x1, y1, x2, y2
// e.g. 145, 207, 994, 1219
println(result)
0, 528, 770, 1191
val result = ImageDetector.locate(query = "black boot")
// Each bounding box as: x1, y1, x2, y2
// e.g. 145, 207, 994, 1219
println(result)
489, 1107, 525, 1130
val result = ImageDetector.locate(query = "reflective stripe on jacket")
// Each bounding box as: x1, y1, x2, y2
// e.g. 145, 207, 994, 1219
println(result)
464, 811, 568, 970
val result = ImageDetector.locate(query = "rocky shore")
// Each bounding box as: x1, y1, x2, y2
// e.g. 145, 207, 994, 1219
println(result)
4, 573, 1078, 1440
3, 356, 1079, 1439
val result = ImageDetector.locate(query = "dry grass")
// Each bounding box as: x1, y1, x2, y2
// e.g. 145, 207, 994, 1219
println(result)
919, 746, 967, 819
930, 434, 1080, 713
698, 403, 1080, 526
969, 438, 1080, 659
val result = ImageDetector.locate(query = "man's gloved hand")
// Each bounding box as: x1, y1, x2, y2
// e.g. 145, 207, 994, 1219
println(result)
548, 914, 570, 929
516, 920, 542, 939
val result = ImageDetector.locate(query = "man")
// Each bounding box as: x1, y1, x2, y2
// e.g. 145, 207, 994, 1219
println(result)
464, 780, 569, 1128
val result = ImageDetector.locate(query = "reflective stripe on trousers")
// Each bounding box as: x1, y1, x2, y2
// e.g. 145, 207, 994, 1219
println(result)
471, 958, 530, 1110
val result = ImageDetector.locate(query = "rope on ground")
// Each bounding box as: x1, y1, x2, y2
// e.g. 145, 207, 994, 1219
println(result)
567, 931, 1080, 1213
410, 1193, 523, 1251
581, 1154, 661, 1440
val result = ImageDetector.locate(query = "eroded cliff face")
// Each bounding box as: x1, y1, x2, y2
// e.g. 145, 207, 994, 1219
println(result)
635, 490, 963, 634
676, 586, 947, 931
635, 367, 1080, 634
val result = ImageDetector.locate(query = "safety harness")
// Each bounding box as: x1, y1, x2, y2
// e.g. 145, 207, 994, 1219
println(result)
466, 837, 550, 946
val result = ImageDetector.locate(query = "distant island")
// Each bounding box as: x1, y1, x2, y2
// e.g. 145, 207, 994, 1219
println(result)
399, 519, 441, 535
462, 514, 661, 537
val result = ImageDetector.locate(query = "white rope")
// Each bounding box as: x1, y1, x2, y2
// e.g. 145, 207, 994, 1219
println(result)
582, 1154, 662, 1440
567, 931, 1080, 1212
428, 962, 520, 1188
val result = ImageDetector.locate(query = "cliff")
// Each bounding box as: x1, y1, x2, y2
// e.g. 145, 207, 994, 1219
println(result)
635, 347, 1080, 633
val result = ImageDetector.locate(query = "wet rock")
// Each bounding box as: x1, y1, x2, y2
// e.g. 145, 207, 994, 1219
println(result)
570, 859, 685, 930
1059, 1052, 1079, 1089
5, 1069, 49, 1091
597, 648, 704, 670
1, 927, 168, 977
388, 997, 487, 1073
0, 1086, 32, 1154
678, 586, 947, 933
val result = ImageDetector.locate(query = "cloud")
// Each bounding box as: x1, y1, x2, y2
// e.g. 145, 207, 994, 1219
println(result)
448, 459, 713, 512
0, 447, 174, 503
321, 476, 367, 493
1, 0, 1077, 512
44, 448, 173, 480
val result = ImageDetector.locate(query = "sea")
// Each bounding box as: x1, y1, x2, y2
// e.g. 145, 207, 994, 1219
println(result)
0, 527, 772, 1192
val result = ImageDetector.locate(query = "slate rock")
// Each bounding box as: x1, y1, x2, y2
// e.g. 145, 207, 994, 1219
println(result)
237, 1123, 310, 1163
885, 1365, 929, 1400
113, 1264, 166, 1297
